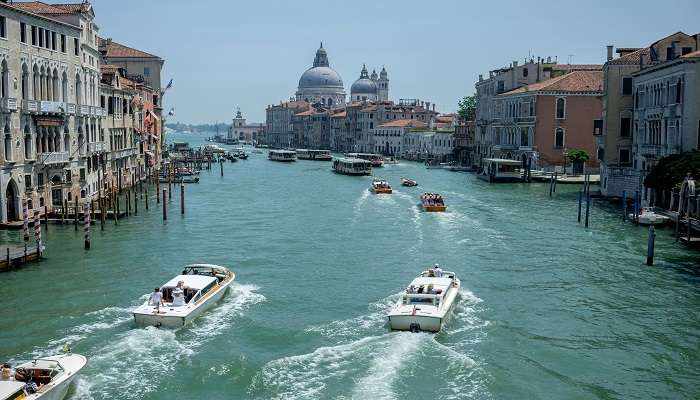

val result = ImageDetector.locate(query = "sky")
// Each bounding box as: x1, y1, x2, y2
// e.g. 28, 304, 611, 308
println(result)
91, 0, 698, 124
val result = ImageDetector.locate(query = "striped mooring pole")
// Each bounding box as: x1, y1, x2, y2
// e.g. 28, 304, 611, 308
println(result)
22, 198, 29, 242
33, 209, 41, 258
84, 202, 91, 250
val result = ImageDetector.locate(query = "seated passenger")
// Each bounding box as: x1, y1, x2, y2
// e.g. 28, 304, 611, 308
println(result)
1, 363, 11, 380
406, 285, 416, 294
171, 281, 187, 307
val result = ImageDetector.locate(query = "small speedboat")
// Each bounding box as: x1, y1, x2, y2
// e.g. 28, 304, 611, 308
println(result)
421, 192, 446, 212
252, 149, 263, 154
1, 352, 87, 400
630, 207, 669, 225
133, 264, 235, 328
401, 178, 418, 187
388, 268, 460, 332
371, 180, 392, 194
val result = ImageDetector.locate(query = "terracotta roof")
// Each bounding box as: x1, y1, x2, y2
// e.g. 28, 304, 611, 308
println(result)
378, 119, 427, 128
682, 50, 700, 59
99, 38, 161, 59
361, 106, 378, 112
331, 111, 347, 118
295, 110, 315, 117
100, 64, 119, 73
607, 47, 651, 66
616, 48, 642, 54
502, 70, 603, 95
552, 64, 602, 71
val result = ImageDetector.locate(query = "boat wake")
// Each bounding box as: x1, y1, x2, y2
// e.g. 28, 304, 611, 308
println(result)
253, 289, 487, 399
70, 283, 265, 400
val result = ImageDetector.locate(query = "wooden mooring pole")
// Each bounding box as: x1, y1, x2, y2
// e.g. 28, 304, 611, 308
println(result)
577, 190, 582, 223
646, 225, 655, 266
180, 184, 185, 215
220, 160, 224, 177
84, 203, 90, 250
585, 192, 591, 228
622, 190, 627, 222
162, 188, 168, 221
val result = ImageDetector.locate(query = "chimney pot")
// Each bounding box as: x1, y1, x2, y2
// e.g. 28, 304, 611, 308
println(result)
606, 45, 614, 61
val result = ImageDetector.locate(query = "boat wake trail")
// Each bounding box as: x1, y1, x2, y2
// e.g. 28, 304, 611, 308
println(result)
72, 283, 265, 400
351, 190, 371, 225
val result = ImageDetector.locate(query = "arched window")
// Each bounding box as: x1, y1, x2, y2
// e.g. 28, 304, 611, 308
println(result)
21, 64, 29, 100
0, 59, 8, 98
676, 78, 682, 103
24, 124, 32, 160
597, 147, 604, 160
555, 128, 565, 148
75, 73, 82, 105
61, 71, 68, 101
520, 128, 528, 146
4, 125, 11, 161
555, 97, 566, 119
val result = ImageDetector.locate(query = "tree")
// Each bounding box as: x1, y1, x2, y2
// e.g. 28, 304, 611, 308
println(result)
565, 149, 590, 164
644, 150, 700, 190
457, 95, 477, 121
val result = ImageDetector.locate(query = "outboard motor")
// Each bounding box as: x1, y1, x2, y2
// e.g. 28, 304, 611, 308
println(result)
409, 323, 421, 333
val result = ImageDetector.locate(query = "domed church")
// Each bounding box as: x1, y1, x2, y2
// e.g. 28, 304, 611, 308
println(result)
295, 43, 346, 107
350, 65, 389, 102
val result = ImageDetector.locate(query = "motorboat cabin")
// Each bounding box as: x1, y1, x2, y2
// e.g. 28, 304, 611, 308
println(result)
630, 207, 670, 225
268, 150, 297, 162
388, 269, 461, 332
1, 353, 87, 400
332, 158, 372, 176
133, 264, 235, 328
477, 158, 524, 183
421, 192, 446, 212
297, 149, 333, 161
371, 180, 392, 194
346, 153, 384, 167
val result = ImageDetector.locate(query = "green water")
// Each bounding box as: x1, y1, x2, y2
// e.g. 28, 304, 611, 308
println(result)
1, 132, 698, 400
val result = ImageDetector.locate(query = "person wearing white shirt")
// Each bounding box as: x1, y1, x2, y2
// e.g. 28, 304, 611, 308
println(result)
149, 287, 164, 312
172, 281, 187, 307
433, 264, 443, 278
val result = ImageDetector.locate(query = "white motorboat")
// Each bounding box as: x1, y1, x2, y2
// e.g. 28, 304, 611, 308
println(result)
1, 353, 87, 400
630, 207, 669, 225
387, 269, 460, 333
133, 264, 235, 328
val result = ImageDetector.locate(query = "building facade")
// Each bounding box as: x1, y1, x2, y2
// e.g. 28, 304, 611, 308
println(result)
228, 109, 264, 143
264, 100, 309, 148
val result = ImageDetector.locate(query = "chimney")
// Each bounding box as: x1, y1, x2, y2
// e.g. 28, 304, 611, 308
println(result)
606, 45, 614, 61
425, 101, 430, 110
513, 61, 518, 68
479, 74, 483, 81
432, 104, 435, 112
428, 116, 434, 130
546, 56, 551, 63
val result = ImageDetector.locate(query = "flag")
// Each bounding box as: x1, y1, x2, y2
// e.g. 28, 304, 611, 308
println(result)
164, 78, 173, 91
168, 107, 175, 117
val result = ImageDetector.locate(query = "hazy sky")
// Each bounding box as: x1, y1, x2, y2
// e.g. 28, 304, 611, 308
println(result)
92, 0, 697, 124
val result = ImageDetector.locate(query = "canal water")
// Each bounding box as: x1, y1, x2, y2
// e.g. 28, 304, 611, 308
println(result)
1, 132, 698, 399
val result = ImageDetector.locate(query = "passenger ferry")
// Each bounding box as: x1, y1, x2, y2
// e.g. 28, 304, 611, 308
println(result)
388, 267, 461, 332
268, 149, 297, 162
203, 144, 226, 155
0, 353, 87, 400
346, 153, 384, 167
477, 158, 524, 183
133, 264, 235, 328
297, 149, 333, 161
371, 180, 392, 194
421, 192, 446, 212
332, 157, 372, 176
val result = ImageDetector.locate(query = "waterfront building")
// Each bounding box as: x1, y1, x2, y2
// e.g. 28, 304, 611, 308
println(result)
329, 109, 347, 152
402, 117, 456, 162
474, 58, 602, 168
295, 43, 345, 107
454, 120, 476, 166
0, 1, 106, 223
228, 109, 264, 143
632, 49, 700, 202
293, 106, 330, 149
264, 100, 309, 148
373, 119, 427, 156
492, 70, 603, 169
598, 32, 699, 197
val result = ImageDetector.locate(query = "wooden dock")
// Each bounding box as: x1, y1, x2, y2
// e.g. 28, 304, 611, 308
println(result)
0, 244, 41, 271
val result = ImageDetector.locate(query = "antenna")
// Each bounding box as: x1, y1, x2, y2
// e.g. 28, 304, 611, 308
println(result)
567, 54, 575, 64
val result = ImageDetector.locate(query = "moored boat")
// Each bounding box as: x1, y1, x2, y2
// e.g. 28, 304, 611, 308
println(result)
630, 207, 669, 225
387, 267, 460, 332
421, 192, 446, 212
268, 150, 297, 162
133, 264, 235, 328
401, 178, 418, 187
332, 157, 371, 176
1, 353, 87, 400
297, 149, 333, 161
371, 180, 392, 194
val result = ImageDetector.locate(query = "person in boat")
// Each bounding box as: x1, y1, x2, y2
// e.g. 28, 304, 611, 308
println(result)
172, 281, 188, 307
433, 263, 443, 278
406, 285, 416, 294
149, 287, 164, 311
426, 284, 435, 294
1, 363, 11, 380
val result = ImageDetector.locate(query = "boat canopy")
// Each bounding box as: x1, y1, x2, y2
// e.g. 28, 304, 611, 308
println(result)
410, 276, 454, 291
162, 274, 217, 290
483, 158, 521, 165
336, 157, 371, 165
0, 381, 25, 400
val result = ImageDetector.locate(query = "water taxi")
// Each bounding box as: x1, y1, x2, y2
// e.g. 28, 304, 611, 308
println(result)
401, 178, 418, 187
332, 157, 372, 176
203, 144, 226, 155
133, 264, 235, 328
1, 353, 87, 400
630, 207, 670, 225
477, 158, 524, 183
421, 192, 446, 212
297, 149, 333, 161
268, 149, 297, 162
371, 180, 392, 194
388, 267, 460, 332
346, 153, 384, 167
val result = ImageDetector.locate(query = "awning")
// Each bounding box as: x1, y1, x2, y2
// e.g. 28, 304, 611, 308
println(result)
35, 117, 64, 127
148, 110, 160, 121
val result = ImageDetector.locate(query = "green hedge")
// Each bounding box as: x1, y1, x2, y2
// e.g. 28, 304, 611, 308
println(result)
644, 150, 700, 189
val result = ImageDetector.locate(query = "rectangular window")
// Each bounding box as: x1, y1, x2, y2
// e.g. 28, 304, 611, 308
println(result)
666, 47, 674, 60
143, 67, 151, 76
619, 149, 630, 164
38, 28, 44, 47
31, 26, 37, 46
74, 38, 79, 56
79, 168, 86, 181
497, 81, 505, 93
25, 175, 31, 188
37, 173, 44, 186
682, 47, 692, 56
622, 77, 633, 95
52, 32, 56, 50
44, 29, 49, 48
20, 22, 26, 43
60, 34, 66, 52
593, 119, 603, 135
0, 16, 5, 38
620, 117, 631, 137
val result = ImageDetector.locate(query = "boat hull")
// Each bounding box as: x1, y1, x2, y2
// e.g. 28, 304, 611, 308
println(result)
25, 354, 87, 400
333, 169, 370, 176
372, 188, 392, 194
133, 285, 230, 328
422, 204, 446, 212
388, 314, 442, 332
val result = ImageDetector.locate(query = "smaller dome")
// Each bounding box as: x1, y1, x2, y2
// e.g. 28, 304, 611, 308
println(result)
351, 64, 378, 95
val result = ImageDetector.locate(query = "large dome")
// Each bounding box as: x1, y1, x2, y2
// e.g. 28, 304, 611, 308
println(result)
298, 66, 344, 89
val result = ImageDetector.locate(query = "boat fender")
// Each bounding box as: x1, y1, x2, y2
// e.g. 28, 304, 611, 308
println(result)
155, 321, 162, 328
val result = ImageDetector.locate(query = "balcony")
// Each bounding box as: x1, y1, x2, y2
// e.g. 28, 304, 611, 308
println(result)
37, 151, 69, 165
640, 144, 663, 158
515, 116, 535, 123
66, 103, 76, 114
87, 142, 106, 153
39, 101, 66, 114
492, 144, 517, 151
23, 100, 39, 113
108, 148, 137, 160
80, 105, 90, 115
2, 98, 18, 112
